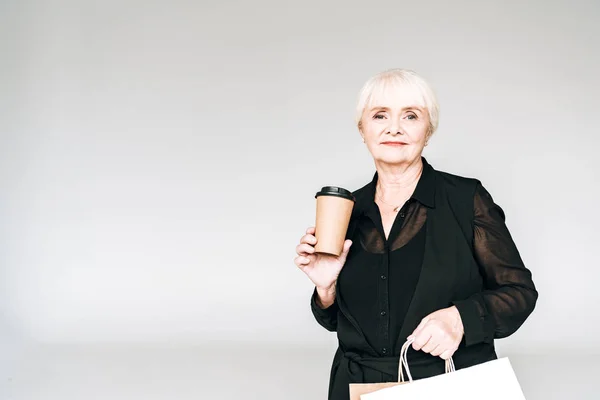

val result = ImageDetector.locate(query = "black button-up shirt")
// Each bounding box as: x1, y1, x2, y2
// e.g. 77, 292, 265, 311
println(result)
334, 167, 432, 357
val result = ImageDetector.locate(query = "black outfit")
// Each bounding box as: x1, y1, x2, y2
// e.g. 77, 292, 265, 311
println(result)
310, 157, 538, 400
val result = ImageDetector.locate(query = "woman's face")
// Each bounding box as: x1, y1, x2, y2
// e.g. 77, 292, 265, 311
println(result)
359, 87, 430, 166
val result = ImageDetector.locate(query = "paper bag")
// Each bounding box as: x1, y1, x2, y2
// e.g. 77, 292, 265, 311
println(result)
359, 339, 526, 400
349, 382, 404, 400
349, 339, 454, 400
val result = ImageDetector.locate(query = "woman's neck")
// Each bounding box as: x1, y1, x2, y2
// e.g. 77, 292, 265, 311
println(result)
375, 158, 423, 201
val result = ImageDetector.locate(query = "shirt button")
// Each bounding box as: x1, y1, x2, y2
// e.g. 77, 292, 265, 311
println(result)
382, 347, 388, 354
380, 311, 386, 316
399, 212, 405, 218
380, 275, 387, 280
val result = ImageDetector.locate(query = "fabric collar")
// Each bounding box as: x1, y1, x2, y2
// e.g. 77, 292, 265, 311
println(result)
352, 156, 436, 219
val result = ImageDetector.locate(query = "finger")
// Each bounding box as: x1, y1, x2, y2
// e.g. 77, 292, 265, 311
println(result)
296, 243, 315, 256
420, 332, 439, 354
408, 316, 429, 341
337, 240, 353, 263
411, 329, 432, 351
294, 255, 311, 267
439, 349, 454, 360
300, 233, 317, 246
306, 226, 315, 234
430, 343, 444, 357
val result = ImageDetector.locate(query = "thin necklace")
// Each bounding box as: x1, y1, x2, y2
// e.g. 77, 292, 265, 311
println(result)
375, 164, 423, 212
376, 191, 408, 212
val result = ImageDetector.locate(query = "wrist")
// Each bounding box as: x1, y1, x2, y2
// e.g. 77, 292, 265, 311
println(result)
450, 305, 464, 335
316, 284, 336, 297
315, 285, 336, 308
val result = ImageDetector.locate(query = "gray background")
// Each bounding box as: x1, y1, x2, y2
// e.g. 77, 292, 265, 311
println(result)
1, 0, 598, 399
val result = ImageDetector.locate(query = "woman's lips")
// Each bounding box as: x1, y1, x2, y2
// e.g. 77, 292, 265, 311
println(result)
381, 142, 408, 146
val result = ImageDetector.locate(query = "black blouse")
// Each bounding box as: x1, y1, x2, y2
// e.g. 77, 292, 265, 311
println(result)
309, 157, 538, 400
334, 177, 429, 358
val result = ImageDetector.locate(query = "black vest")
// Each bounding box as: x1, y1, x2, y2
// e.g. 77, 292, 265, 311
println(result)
329, 159, 498, 398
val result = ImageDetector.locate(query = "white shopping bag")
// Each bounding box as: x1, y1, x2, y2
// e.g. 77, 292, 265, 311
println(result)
361, 339, 526, 400
349, 339, 455, 400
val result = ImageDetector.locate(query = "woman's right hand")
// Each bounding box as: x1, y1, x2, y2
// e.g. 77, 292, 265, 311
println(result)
294, 226, 353, 292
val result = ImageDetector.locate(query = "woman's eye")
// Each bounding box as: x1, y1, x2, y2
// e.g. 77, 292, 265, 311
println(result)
406, 114, 417, 120
373, 114, 385, 120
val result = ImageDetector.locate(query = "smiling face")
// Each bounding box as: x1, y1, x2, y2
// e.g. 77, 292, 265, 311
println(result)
359, 83, 431, 167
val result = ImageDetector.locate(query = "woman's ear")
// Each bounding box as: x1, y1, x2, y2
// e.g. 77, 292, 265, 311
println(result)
358, 121, 364, 142
424, 126, 433, 146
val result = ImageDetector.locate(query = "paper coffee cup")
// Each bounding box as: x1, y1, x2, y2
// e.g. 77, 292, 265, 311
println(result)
314, 186, 355, 256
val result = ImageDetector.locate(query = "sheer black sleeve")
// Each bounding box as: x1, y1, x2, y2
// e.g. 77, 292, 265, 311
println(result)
452, 182, 538, 347
310, 286, 339, 332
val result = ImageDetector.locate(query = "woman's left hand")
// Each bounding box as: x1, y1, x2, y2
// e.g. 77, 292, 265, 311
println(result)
407, 306, 464, 360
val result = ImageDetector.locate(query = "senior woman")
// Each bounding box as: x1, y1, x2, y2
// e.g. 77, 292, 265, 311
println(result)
294, 68, 538, 400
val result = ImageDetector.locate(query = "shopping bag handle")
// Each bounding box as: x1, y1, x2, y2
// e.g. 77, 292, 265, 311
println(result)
398, 337, 455, 383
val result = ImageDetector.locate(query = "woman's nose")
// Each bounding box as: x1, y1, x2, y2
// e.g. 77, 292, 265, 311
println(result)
387, 118, 402, 135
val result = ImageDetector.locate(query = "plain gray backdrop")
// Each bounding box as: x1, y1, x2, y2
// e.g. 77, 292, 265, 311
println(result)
1, 0, 599, 399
